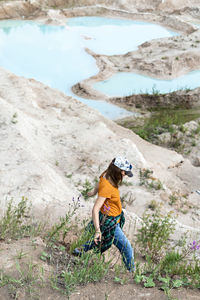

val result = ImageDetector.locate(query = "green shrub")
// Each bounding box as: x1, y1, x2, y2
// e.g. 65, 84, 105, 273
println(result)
126, 109, 200, 147
148, 200, 159, 211
78, 179, 93, 200
169, 193, 178, 206
0, 197, 37, 240
160, 251, 183, 273
135, 211, 200, 296
136, 210, 175, 260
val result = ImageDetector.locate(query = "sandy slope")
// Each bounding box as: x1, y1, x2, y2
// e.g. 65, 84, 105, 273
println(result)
0, 66, 199, 237
0, 0, 199, 235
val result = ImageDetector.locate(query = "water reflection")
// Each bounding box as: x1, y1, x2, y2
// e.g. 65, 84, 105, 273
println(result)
0, 20, 66, 34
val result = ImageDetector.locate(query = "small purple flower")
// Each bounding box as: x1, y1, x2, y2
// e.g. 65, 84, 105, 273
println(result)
190, 240, 200, 251
70, 195, 83, 210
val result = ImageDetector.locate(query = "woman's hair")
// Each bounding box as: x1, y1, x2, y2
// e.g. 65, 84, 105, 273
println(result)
101, 158, 123, 188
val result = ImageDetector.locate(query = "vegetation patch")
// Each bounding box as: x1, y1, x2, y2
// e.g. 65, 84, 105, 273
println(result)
51, 251, 110, 296
0, 198, 200, 299
43, 196, 110, 296
135, 210, 200, 299
168, 191, 193, 214
118, 108, 200, 155
0, 197, 42, 241
139, 168, 163, 191
0, 262, 44, 300
76, 178, 98, 200
125, 108, 200, 141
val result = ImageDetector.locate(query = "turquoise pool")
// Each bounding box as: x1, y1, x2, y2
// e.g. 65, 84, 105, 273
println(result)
0, 17, 179, 119
94, 70, 200, 97
67, 17, 178, 55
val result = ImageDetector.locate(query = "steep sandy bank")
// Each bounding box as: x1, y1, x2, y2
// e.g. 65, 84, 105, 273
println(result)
0, 67, 200, 239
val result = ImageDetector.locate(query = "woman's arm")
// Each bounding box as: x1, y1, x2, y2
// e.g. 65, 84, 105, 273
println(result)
87, 182, 99, 197
92, 196, 105, 244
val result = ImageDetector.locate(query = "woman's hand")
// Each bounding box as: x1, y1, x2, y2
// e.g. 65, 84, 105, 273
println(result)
87, 183, 99, 197
87, 190, 95, 197
94, 231, 101, 245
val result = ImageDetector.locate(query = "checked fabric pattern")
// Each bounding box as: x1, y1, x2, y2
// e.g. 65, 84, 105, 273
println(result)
86, 210, 125, 253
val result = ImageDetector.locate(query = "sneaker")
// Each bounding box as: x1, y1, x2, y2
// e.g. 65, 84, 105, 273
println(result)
72, 248, 82, 257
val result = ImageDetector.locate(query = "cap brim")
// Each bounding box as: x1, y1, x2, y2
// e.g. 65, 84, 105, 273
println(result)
125, 170, 133, 177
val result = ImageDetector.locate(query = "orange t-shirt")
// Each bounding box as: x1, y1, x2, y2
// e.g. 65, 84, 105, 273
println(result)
98, 176, 122, 217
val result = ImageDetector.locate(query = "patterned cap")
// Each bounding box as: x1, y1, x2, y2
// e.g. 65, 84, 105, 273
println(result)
113, 157, 133, 177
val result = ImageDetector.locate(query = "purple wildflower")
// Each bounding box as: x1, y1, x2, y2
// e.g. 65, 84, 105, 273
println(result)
71, 195, 82, 209
190, 240, 200, 251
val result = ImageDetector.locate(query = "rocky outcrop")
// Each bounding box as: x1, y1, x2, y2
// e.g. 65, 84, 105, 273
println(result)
1, 0, 200, 21
0, 1, 40, 19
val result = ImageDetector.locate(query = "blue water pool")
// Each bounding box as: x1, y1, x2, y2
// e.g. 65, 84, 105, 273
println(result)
94, 70, 200, 97
0, 17, 178, 119
67, 16, 178, 55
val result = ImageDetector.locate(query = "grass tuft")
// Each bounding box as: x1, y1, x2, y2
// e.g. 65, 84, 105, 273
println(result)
0, 197, 41, 241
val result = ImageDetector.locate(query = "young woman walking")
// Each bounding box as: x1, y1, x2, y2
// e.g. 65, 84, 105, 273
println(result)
74, 157, 135, 271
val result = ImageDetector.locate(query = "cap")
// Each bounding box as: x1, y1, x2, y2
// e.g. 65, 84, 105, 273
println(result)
113, 157, 133, 177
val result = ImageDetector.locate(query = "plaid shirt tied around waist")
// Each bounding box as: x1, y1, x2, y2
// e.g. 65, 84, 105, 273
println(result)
86, 210, 125, 253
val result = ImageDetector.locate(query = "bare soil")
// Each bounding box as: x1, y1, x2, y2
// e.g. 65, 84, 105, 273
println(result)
1, 237, 200, 300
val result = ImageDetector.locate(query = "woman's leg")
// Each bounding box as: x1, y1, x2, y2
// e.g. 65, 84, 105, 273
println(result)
113, 223, 135, 271
82, 240, 95, 252
73, 229, 96, 256
73, 240, 95, 256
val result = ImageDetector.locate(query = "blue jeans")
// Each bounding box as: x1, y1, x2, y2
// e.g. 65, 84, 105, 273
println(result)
113, 223, 134, 271
81, 223, 134, 271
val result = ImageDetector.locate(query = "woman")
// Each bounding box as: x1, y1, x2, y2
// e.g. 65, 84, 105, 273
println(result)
74, 157, 135, 272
